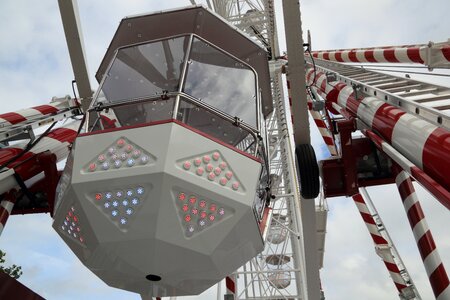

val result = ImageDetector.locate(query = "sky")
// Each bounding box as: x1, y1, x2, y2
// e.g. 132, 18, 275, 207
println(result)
0, 0, 449, 299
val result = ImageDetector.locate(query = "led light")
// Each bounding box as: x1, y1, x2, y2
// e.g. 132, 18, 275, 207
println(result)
64, 220, 68, 226
65, 216, 69, 222
214, 167, 222, 176
203, 155, 211, 163
108, 147, 116, 155
105, 192, 112, 199
114, 160, 122, 168
199, 219, 206, 227
225, 171, 233, 180
184, 215, 192, 222
102, 162, 110, 170
131, 198, 139, 205
178, 193, 186, 201
71, 207, 75, 212
112, 200, 119, 207
200, 211, 207, 219
218, 208, 225, 216
116, 191, 123, 198
125, 208, 134, 215
120, 217, 128, 225
209, 214, 215, 221
111, 154, 119, 161
68, 230, 72, 234
122, 199, 129, 206
120, 153, 128, 161
191, 208, 198, 215
76, 227, 81, 232
219, 162, 227, 170
194, 158, 202, 166
141, 155, 149, 164
232, 182, 239, 190
199, 200, 206, 208
88, 163, 96, 172
73, 216, 78, 222
187, 225, 195, 233
98, 154, 106, 163
206, 164, 213, 172
132, 149, 141, 158
117, 139, 125, 147
104, 202, 111, 209
196, 167, 204, 176
111, 210, 119, 217
189, 196, 197, 205
71, 221, 75, 227
126, 190, 133, 197
95, 193, 102, 201
220, 178, 228, 186
183, 161, 191, 170
210, 204, 217, 212
212, 152, 220, 161
61, 225, 65, 230
182, 204, 189, 212
73, 233, 78, 238
125, 145, 133, 153
79, 237, 84, 243
208, 172, 216, 181
136, 186, 144, 195
126, 159, 135, 167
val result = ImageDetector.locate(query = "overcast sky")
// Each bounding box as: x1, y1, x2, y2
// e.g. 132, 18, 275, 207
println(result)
0, 1, 449, 300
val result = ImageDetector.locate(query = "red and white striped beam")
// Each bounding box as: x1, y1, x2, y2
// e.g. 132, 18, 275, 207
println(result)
0, 193, 16, 236
310, 41, 450, 69
0, 97, 76, 129
0, 121, 79, 196
306, 68, 450, 209
394, 167, 449, 300
226, 275, 236, 298
352, 193, 409, 294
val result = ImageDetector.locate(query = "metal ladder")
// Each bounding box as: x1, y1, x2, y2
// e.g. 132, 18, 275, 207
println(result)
309, 58, 450, 129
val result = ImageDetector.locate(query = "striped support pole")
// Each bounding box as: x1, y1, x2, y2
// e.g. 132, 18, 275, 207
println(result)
310, 41, 450, 68
285, 77, 295, 125
306, 68, 450, 209
352, 193, 409, 293
225, 275, 236, 299
0, 193, 16, 236
394, 167, 450, 300
0, 97, 75, 129
0, 121, 79, 195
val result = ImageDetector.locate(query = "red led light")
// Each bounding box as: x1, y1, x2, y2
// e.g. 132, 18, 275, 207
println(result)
76, 227, 81, 232
212, 152, 220, 161
183, 161, 191, 170
210, 204, 217, 212
206, 164, 213, 172
220, 178, 228, 186
219, 162, 227, 170
95, 193, 102, 201
191, 208, 198, 215
184, 215, 192, 222
98, 154, 106, 162
194, 158, 202, 166
196, 167, 204, 176
214, 167, 222, 176
88, 163, 96, 172
225, 171, 233, 180
200, 211, 207, 219
208, 173, 216, 181
203, 155, 211, 163
189, 196, 197, 205
125, 145, 133, 153
79, 237, 84, 243
232, 182, 240, 190
73, 216, 78, 222
199, 200, 206, 208
209, 214, 215, 221
117, 139, 125, 147
68, 211, 73, 217
182, 204, 189, 212
178, 193, 186, 201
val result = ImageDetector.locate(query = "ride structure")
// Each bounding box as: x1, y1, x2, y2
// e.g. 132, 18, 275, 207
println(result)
0, 1, 449, 300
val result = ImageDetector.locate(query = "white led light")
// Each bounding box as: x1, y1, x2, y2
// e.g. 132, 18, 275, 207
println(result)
141, 155, 149, 164
199, 219, 206, 227
112, 200, 119, 207
114, 160, 122, 168
218, 208, 225, 216
111, 210, 119, 217
108, 147, 116, 155
64, 220, 68, 226
116, 191, 123, 198
120, 153, 128, 161
127, 159, 135, 167
126, 208, 134, 215
98, 154, 106, 163
61, 225, 65, 230
131, 198, 139, 205
102, 162, 110, 170
104, 202, 111, 209
187, 225, 195, 233
136, 187, 144, 195
122, 199, 129, 206
132, 150, 141, 158
126, 190, 133, 197
120, 217, 127, 225
105, 192, 112, 199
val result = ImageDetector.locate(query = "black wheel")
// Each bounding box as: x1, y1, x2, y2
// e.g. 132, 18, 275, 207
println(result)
295, 144, 320, 199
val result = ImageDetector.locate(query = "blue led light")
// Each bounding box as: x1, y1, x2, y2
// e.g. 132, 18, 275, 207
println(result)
112, 200, 119, 207
111, 210, 119, 217
125, 208, 133, 215
136, 187, 144, 195
131, 198, 139, 205
102, 162, 110, 170
104, 202, 111, 209
126, 158, 135, 167
122, 199, 129, 206
120, 217, 127, 225
126, 190, 133, 197
105, 192, 112, 199
114, 160, 122, 168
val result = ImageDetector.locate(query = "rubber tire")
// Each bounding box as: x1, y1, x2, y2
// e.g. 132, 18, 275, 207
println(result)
295, 144, 320, 199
